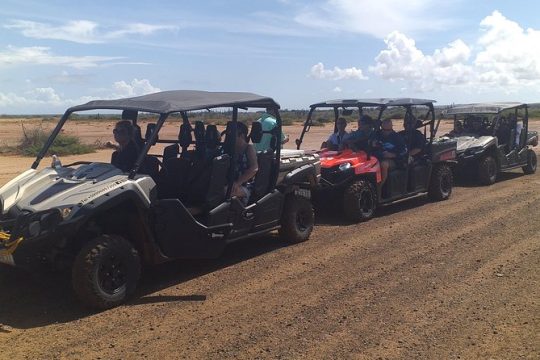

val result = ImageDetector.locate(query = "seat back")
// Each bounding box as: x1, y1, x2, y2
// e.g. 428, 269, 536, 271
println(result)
206, 154, 231, 209
179, 123, 192, 157
205, 124, 221, 157
250, 151, 275, 202
145, 123, 158, 145
163, 143, 179, 161
158, 157, 191, 199
140, 156, 160, 181
194, 121, 206, 158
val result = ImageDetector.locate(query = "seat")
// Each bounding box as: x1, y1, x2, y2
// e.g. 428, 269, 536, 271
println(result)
140, 156, 160, 181
250, 151, 275, 202
163, 143, 179, 161
158, 157, 191, 199
144, 123, 158, 145
179, 123, 192, 157
185, 154, 230, 214
194, 121, 206, 159
205, 124, 221, 159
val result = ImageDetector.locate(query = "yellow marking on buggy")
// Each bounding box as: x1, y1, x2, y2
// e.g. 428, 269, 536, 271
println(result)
0, 229, 23, 256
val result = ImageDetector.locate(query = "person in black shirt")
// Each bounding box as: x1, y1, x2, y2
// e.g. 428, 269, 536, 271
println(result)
372, 119, 407, 185
111, 120, 140, 172
399, 118, 426, 162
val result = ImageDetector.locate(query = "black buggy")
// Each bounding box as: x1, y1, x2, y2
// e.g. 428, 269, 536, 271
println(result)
0, 91, 319, 309
444, 102, 538, 184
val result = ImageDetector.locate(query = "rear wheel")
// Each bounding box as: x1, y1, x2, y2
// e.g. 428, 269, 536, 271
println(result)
478, 155, 497, 185
428, 164, 453, 201
72, 234, 141, 309
343, 180, 377, 222
522, 149, 537, 174
279, 194, 314, 244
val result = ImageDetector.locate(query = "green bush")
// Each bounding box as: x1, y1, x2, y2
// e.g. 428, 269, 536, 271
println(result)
17, 125, 95, 157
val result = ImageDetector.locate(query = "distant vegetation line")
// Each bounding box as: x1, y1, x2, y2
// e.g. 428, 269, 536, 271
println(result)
1, 105, 540, 128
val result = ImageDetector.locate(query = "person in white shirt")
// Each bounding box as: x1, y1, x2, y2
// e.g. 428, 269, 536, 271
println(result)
321, 117, 350, 150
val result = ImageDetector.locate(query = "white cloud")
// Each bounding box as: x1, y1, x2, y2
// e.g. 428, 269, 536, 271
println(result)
0, 79, 161, 112
310, 62, 368, 80
4, 19, 177, 44
294, 0, 454, 38
369, 31, 473, 91
368, 11, 540, 92
0, 46, 122, 69
474, 11, 540, 86
112, 79, 161, 98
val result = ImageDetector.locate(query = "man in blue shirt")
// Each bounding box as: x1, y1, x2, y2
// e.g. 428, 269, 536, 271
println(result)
253, 108, 288, 152
372, 119, 407, 185
342, 115, 374, 151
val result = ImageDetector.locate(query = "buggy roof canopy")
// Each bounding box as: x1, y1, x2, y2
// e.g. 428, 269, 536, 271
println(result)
309, 98, 436, 108
68, 90, 280, 114
445, 102, 526, 115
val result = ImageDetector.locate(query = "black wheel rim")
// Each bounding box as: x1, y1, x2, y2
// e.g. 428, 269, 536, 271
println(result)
532, 154, 537, 170
488, 160, 496, 180
296, 209, 310, 233
440, 173, 452, 195
98, 255, 127, 295
358, 189, 375, 216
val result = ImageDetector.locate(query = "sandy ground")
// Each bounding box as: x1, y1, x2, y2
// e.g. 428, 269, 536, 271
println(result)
0, 118, 539, 359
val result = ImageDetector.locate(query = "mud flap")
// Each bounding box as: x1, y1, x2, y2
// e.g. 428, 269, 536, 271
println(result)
152, 199, 232, 259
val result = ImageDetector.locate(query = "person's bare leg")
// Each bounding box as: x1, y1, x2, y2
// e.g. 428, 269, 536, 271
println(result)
380, 160, 389, 185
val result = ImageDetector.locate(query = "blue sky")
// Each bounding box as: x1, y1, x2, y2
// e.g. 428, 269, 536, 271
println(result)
1, 0, 540, 113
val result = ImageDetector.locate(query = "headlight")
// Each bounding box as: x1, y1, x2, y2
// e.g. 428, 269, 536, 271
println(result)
338, 162, 352, 171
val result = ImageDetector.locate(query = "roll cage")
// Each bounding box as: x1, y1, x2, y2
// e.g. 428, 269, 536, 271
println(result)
296, 98, 437, 151
30, 91, 283, 193
444, 102, 529, 139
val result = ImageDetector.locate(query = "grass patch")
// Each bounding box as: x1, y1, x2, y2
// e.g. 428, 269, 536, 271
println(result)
0, 123, 96, 157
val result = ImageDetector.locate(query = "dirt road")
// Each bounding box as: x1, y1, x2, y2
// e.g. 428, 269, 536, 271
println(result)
0, 160, 539, 359
0, 118, 539, 359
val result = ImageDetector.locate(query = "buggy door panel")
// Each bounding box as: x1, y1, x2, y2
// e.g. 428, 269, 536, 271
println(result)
387, 169, 408, 198
252, 190, 284, 232
152, 199, 230, 258
409, 161, 431, 192
497, 146, 510, 167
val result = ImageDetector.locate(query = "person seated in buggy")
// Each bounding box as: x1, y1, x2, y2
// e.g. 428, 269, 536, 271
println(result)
226, 122, 258, 205
110, 120, 140, 172
399, 116, 426, 163
321, 117, 350, 150
342, 115, 375, 151
371, 119, 407, 185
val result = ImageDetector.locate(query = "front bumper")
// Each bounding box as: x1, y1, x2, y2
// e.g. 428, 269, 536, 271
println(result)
0, 209, 63, 268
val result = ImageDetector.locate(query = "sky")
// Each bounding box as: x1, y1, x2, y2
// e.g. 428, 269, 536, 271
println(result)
1, 0, 540, 114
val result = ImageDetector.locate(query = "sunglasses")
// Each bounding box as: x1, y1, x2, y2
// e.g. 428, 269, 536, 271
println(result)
113, 128, 128, 135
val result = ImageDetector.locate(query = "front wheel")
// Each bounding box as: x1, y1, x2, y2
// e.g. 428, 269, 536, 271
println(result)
343, 180, 377, 222
522, 149, 537, 174
428, 164, 453, 201
72, 234, 141, 309
478, 155, 497, 185
279, 194, 314, 244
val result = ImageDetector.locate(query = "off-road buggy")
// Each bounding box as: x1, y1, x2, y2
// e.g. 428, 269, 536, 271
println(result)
296, 98, 456, 222
443, 102, 537, 185
0, 90, 320, 309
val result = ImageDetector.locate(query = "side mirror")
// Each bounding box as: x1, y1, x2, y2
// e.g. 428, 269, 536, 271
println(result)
250, 121, 263, 143
342, 109, 353, 116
